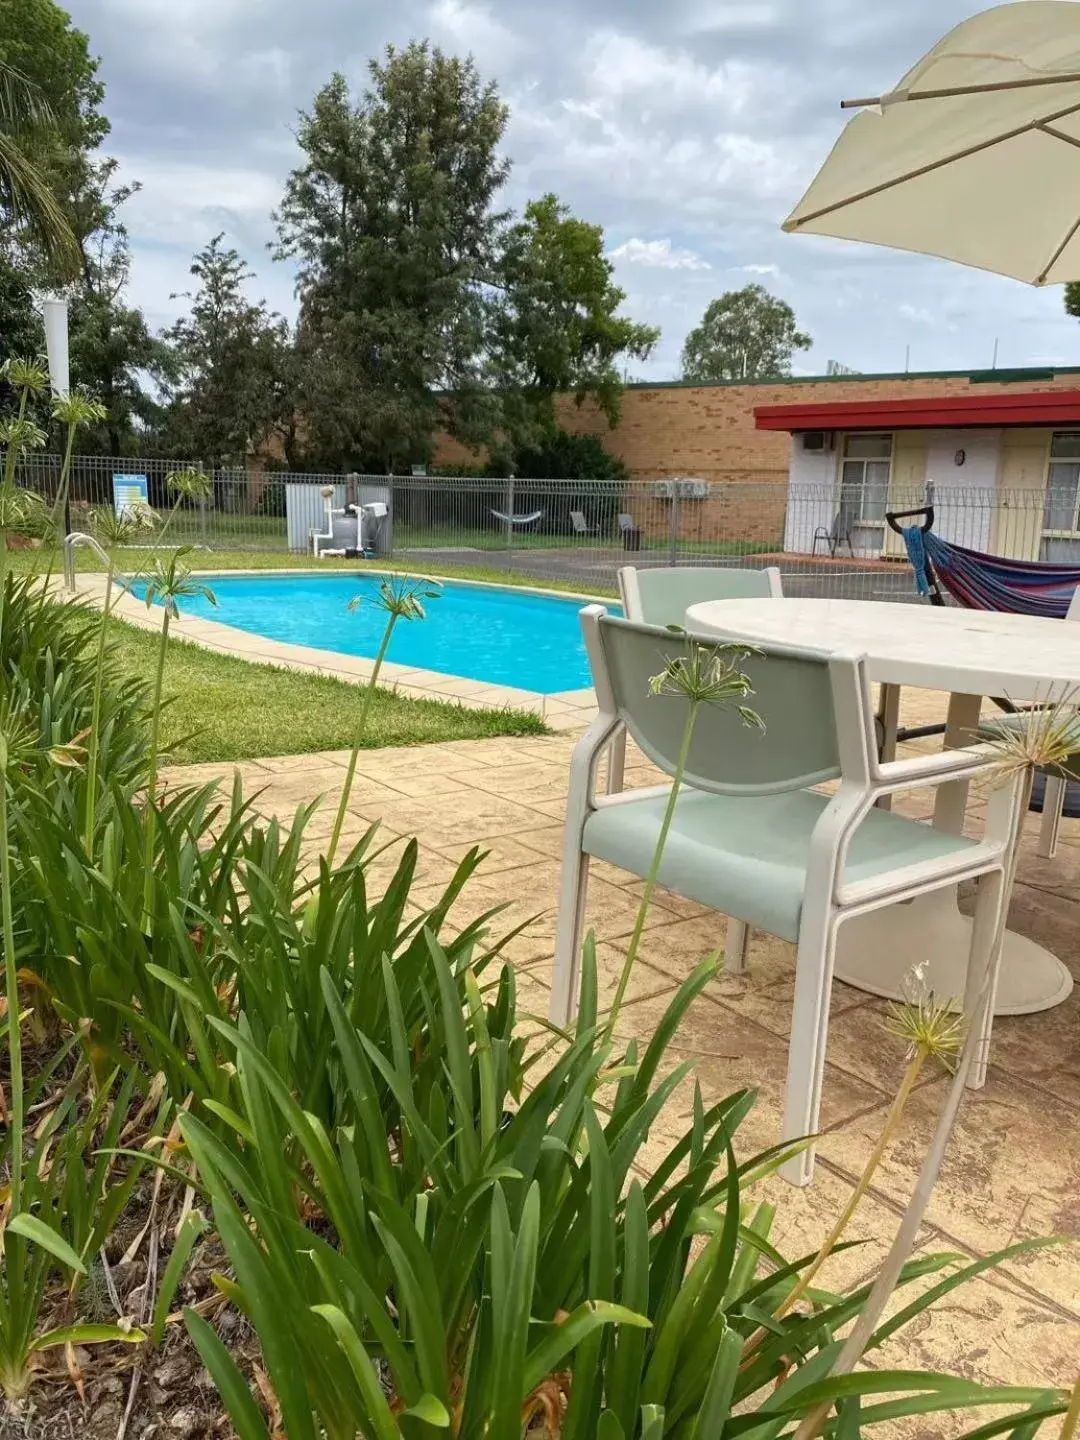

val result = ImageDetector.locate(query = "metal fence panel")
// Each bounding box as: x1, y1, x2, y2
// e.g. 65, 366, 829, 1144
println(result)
15, 453, 1067, 605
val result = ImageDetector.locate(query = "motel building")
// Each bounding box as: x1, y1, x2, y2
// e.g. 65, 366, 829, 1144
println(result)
753, 388, 1080, 564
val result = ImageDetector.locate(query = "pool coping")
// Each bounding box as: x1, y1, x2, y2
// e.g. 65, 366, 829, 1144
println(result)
71, 568, 604, 731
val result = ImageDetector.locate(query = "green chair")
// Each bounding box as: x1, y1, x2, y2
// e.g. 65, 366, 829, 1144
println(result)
618, 563, 783, 627
608, 563, 785, 964
552, 607, 1026, 1186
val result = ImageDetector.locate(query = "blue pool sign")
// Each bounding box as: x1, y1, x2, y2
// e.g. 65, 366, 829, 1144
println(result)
112, 473, 148, 515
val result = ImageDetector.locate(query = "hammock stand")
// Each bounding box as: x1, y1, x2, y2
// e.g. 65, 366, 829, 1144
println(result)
886, 503, 1080, 818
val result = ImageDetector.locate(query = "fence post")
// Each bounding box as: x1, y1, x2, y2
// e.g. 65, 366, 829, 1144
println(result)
668, 484, 680, 566
505, 473, 515, 559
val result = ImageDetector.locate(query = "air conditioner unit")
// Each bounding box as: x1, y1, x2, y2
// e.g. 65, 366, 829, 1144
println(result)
651, 479, 675, 498
801, 431, 834, 453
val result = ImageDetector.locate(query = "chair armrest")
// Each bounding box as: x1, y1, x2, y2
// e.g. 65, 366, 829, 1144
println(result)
871, 742, 1003, 794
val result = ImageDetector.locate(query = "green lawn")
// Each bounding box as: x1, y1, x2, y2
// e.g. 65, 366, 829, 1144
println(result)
107, 617, 548, 766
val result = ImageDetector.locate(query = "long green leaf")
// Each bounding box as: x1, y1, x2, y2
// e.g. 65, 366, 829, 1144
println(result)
8, 1213, 87, 1275
31, 1322, 145, 1354
311, 1304, 402, 1440
184, 1309, 269, 1440
152, 1210, 208, 1348
689, 1326, 741, 1439
522, 1301, 649, 1396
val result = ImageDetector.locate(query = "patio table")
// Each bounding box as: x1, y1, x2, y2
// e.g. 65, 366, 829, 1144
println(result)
684, 596, 1078, 1015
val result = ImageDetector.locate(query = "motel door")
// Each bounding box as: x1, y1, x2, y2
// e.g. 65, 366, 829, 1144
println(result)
922, 430, 996, 553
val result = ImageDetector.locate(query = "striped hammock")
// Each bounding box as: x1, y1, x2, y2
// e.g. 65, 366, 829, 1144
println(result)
901, 526, 1080, 619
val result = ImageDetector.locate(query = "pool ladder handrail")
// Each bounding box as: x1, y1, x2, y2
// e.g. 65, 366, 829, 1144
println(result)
63, 531, 120, 592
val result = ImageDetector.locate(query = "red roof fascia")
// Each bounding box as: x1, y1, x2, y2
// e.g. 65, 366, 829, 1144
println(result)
754, 390, 1080, 432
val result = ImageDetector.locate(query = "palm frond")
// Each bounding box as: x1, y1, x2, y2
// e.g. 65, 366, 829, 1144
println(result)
0, 130, 79, 277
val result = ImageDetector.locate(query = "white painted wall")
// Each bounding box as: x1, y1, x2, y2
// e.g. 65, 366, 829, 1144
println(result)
922, 428, 1000, 551
784, 440, 838, 552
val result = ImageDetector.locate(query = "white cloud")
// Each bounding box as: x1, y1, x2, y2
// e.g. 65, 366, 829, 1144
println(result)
427, 0, 522, 65
738, 263, 781, 276
610, 238, 710, 270
117, 156, 285, 247
581, 31, 760, 116
898, 302, 938, 325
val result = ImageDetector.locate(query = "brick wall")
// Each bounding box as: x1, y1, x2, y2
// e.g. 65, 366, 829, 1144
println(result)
435, 370, 1080, 547
554, 369, 1080, 481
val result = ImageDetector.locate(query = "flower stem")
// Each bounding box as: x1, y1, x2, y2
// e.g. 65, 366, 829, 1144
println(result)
0, 773, 22, 1211
83, 566, 116, 852
1061, 1375, 1080, 1440
141, 608, 172, 930
325, 616, 397, 869
741, 1048, 927, 1364
603, 700, 699, 1043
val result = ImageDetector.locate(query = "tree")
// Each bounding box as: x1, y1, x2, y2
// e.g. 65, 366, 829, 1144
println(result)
1065, 283, 1080, 322
0, 0, 107, 275
0, 258, 39, 364
0, 2, 163, 451
275, 45, 510, 471
162, 234, 296, 467
680, 284, 811, 383
490, 193, 659, 445
65, 160, 171, 453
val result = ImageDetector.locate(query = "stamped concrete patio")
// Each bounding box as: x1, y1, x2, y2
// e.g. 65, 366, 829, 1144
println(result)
164, 693, 1080, 1426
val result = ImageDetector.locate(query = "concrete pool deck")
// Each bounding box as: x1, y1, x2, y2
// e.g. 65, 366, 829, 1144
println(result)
77, 570, 603, 729
160, 689, 1080, 1428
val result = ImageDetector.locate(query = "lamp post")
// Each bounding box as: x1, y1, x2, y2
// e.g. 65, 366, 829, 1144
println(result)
41, 296, 71, 536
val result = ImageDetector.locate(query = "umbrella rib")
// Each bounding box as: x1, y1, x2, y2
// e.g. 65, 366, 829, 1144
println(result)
787, 99, 1080, 230
1035, 210, 1080, 285
1033, 125, 1080, 283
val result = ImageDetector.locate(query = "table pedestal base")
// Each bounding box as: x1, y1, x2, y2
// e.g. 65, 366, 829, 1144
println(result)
834, 889, 1073, 1016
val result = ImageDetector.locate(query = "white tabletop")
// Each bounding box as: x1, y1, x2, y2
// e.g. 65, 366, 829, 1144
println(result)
684, 597, 1080, 701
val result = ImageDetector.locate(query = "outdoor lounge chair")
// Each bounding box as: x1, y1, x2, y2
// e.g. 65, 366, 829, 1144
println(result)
570, 510, 598, 536
618, 512, 642, 551
612, 564, 785, 960
610, 563, 783, 798
812, 509, 855, 558
551, 607, 1024, 1186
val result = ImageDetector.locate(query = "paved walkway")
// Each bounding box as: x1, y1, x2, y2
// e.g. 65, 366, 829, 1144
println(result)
164, 695, 1080, 1426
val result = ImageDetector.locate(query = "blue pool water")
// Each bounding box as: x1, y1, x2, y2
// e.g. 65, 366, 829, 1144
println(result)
130, 573, 614, 694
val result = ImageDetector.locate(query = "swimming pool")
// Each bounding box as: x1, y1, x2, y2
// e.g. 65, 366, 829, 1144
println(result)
130, 572, 613, 694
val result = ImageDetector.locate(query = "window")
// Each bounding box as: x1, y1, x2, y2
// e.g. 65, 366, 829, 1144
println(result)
840, 433, 892, 524
1043, 431, 1080, 533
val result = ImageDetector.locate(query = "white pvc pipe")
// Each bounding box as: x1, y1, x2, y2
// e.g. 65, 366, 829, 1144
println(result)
42, 296, 70, 397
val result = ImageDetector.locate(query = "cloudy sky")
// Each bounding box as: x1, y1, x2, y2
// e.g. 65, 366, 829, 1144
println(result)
73, 0, 1080, 379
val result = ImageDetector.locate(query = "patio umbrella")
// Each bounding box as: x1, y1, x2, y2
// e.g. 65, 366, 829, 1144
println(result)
784, 1, 1080, 285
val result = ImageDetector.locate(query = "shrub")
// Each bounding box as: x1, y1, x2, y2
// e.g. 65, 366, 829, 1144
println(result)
182, 939, 1068, 1438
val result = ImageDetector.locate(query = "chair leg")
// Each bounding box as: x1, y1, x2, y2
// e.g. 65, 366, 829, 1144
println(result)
779, 909, 839, 1187
724, 916, 750, 975
875, 683, 901, 812
963, 868, 1008, 1092
550, 852, 591, 1028
1038, 774, 1066, 859
606, 726, 627, 796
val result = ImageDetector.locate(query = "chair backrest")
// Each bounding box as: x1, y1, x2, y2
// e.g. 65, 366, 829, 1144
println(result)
619, 565, 782, 626
570, 510, 588, 533
1068, 587, 1080, 621
584, 608, 860, 796
618, 512, 636, 532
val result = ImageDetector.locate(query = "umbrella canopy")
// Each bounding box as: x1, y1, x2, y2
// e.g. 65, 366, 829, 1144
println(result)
784, 2, 1080, 285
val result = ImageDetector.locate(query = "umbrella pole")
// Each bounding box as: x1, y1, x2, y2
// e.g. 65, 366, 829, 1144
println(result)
843, 69, 1080, 109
